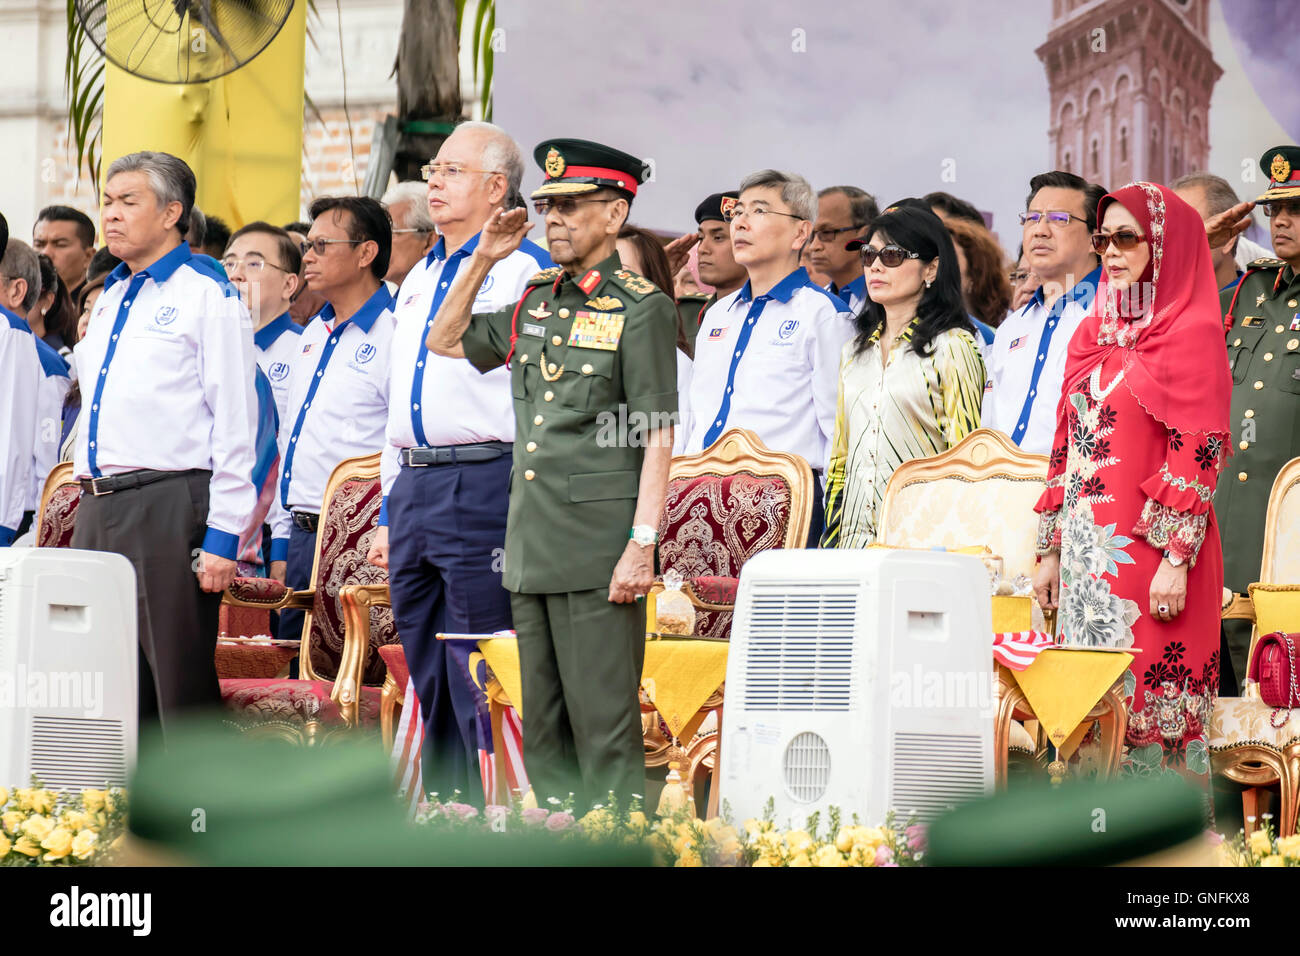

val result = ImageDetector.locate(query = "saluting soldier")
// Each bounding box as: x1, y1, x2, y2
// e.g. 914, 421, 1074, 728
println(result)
1215, 145, 1300, 692
426, 139, 678, 809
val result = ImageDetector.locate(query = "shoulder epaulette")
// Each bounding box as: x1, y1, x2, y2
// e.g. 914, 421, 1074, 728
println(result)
610, 269, 660, 300
1247, 257, 1284, 270
525, 267, 562, 285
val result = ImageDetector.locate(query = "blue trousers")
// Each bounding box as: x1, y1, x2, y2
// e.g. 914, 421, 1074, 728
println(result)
280, 522, 317, 650
387, 454, 512, 805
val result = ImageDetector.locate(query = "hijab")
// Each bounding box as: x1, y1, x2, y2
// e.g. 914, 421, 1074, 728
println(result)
1060, 181, 1231, 444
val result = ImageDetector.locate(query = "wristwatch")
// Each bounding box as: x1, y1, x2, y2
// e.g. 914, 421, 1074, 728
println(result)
630, 525, 658, 548
1163, 549, 1185, 568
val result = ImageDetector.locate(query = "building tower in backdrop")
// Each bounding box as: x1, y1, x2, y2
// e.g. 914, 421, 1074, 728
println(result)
1036, 0, 1222, 186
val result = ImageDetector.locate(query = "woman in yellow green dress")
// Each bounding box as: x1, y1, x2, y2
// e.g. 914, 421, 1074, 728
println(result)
821, 205, 986, 548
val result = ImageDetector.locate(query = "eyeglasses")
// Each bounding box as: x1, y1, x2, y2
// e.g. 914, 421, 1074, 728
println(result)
723, 204, 806, 224
1089, 229, 1148, 254
812, 224, 863, 243
532, 197, 618, 216
1007, 270, 1031, 284
1262, 199, 1300, 219
859, 244, 921, 268
420, 162, 502, 182
221, 256, 289, 276
391, 227, 434, 236
1019, 210, 1088, 228
300, 237, 364, 256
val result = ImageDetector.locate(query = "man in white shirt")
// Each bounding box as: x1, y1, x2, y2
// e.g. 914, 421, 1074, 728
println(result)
0, 216, 44, 547
687, 169, 853, 543
71, 151, 259, 726
365, 122, 550, 802
271, 197, 397, 645
982, 171, 1105, 455
808, 185, 877, 314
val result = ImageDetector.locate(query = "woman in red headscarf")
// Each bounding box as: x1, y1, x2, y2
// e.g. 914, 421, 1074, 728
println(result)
1032, 182, 1232, 783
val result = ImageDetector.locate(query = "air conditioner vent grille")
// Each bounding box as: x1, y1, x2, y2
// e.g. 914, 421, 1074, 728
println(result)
29, 716, 127, 790
782, 731, 831, 803
741, 586, 858, 711
888, 731, 988, 821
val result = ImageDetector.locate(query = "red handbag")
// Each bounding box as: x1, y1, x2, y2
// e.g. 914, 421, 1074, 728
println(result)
1248, 631, 1300, 727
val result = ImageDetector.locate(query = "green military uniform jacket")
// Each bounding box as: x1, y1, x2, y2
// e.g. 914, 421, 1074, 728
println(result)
675, 293, 709, 353
460, 251, 678, 594
1215, 258, 1300, 591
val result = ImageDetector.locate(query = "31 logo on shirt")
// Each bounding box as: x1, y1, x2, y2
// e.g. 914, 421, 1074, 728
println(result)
477, 274, 495, 298
154, 306, 178, 327
354, 343, 377, 365
778, 318, 799, 339
268, 361, 291, 382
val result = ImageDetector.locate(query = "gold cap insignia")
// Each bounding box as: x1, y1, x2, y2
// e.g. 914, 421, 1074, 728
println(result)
544, 147, 566, 179
1271, 152, 1291, 184
719, 195, 738, 220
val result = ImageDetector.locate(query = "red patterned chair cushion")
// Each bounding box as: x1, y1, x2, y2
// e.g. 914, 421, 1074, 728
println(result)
221, 678, 382, 727
377, 643, 409, 691
686, 576, 739, 606
36, 483, 80, 548
658, 471, 794, 638
219, 603, 271, 639
215, 643, 299, 680
305, 477, 398, 686
226, 577, 289, 605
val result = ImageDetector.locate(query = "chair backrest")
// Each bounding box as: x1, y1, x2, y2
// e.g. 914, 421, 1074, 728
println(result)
36, 462, 79, 548
875, 428, 1049, 584
299, 453, 397, 685
658, 429, 813, 637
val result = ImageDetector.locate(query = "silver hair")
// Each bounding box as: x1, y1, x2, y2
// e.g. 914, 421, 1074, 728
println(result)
739, 169, 817, 222
455, 121, 524, 196
0, 239, 41, 312
105, 150, 197, 236
382, 180, 436, 232
1170, 171, 1241, 219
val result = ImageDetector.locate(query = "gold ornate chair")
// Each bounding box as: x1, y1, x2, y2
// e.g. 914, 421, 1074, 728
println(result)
1210, 456, 1300, 835
35, 462, 79, 548
875, 428, 1072, 780
220, 453, 395, 742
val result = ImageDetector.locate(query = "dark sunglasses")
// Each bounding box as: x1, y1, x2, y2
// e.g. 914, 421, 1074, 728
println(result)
1090, 229, 1147, 254
1262, 199, 1300, 219
859, 244, 920, 268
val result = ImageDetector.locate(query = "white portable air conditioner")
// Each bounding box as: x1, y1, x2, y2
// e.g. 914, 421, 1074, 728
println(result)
719, 547, 994, 828
0, 548, 138, 791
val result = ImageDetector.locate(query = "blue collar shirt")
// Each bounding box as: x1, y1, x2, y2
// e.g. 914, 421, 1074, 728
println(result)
253, 312, 303, 427
0, 306, 43, 543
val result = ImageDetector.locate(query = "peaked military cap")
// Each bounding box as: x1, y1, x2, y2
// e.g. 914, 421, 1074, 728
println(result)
531, 138, 650, 200
1258, 145, 1300, 202
694, 191, 740, 225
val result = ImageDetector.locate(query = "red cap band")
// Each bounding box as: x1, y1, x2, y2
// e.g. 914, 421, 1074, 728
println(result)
551, 164, 639, 195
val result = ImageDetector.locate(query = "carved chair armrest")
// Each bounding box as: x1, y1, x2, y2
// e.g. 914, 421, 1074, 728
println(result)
335, 583, 392, 727
223, 576, 316, 612
1221, 591, 1255, 622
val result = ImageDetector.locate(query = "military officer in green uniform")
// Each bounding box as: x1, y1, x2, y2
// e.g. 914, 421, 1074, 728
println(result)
425, 138, 678, 809
1215, 145, 1300, 692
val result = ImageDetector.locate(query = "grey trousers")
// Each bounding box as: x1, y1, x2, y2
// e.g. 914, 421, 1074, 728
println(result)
71, 470, 222, 729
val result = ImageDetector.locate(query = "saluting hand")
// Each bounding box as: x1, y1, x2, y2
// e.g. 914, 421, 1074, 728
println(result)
1205, 200, 1256, 249
609, 541, 654, 604
197, 551, 237, 593
663, 232, 700, 277
475, 207, 533, 262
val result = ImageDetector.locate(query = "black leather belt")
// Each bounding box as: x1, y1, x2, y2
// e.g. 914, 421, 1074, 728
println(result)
80, 468, 199, 496
401, 441, 512, 467
292, 511, 320, 533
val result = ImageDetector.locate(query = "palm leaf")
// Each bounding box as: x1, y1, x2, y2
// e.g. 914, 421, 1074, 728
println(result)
64, 0, 104, 192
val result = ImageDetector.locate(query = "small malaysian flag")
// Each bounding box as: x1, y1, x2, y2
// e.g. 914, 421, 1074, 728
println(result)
708, 326, 727, 339
1009, 335, 1028, 352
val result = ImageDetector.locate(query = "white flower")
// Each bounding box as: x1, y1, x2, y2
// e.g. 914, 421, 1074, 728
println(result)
1061, 574, 1130, 647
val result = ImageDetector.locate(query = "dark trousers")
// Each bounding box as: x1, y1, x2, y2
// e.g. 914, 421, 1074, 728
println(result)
807, 471, 825, 547
1222, 619, 1248, 696
70, 470, 221, 729
510, 588, 645, 811
387, 455, 512, 805
279, 522, 318, 645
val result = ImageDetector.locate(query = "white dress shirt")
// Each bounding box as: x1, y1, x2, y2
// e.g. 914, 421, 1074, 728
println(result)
687, 267, 852, 471
269, 286, 396, 555
379, 234, 552, 522
1, 307, 41, 542
253, 312, 302, 429
72, 244, 258, 560
674, 349, 693, 456
30, 336, 71, 509
982, 267, 1100, 456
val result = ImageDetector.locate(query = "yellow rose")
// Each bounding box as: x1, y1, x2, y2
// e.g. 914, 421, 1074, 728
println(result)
814, 845, 847, 867
788, 851, 812, 867
2, 810, 24, 835
72, 829, 98, 861
23, 815, 55, 842
13, 836, 42, 857
835, 828, 855, 853
1249, 829, 1273, 858
858, 826, 887, 847
676, 850, 703, 867
29, 790, 55, 815
1259, 854, 1284, 867
752, 858, 773, 867
41, 827, 74, 861
627, 811, 647, 830
0, 832, 10, 857
105, 790, 122, 814
0, 786, 9, 807
60, 810, 88, 832
784, 829, 813, 852
80, 789, 107, 813
1275, 835, 1300, 859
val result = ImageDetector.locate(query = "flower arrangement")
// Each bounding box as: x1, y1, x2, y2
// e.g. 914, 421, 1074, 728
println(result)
0, 783, 128, 866
414, 791, 924, 867
1217, 816, 1300, 867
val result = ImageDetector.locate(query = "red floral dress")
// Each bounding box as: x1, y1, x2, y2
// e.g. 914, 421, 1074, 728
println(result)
1035, 348, 1224, 783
